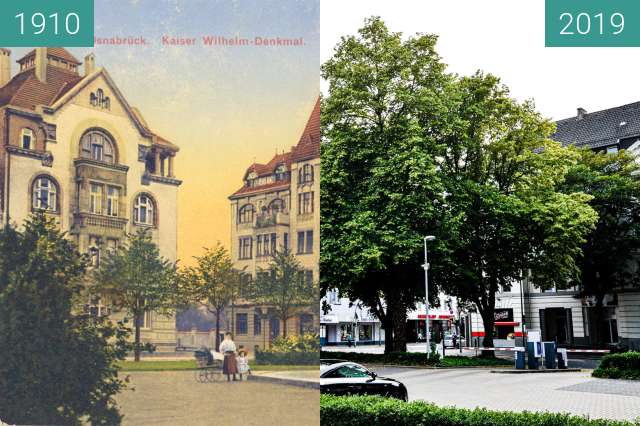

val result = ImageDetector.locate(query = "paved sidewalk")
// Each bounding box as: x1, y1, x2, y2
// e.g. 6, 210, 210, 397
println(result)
374, 367, 640, 421
116, 370, 319, 425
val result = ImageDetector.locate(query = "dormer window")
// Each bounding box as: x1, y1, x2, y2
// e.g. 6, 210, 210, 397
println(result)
246, 172, 258, 187
80, 130, 116, 164
21, 128, 34, 150
275, 164, 288, 181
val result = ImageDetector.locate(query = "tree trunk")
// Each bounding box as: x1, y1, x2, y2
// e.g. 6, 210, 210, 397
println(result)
593, 294, 606, 348
382, 314, 394, 354
215, 310, 221, 352
134, 312, 141, 362
479, 308, 495, 358
391, 302, 407, 352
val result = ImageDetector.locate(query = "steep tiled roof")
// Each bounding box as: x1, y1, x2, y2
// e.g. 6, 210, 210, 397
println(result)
291, 97, 320, 161
231, 181, 290, 197
0, 65, 83, 109
18, 47, 81, 65
553, 102, 640, 149
230, 97, 320, 198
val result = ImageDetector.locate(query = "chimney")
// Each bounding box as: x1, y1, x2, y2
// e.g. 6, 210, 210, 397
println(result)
84, 53, 95, 76
35, 47, 47, 82
577, 107, 587, 120
0, 48, 10, 88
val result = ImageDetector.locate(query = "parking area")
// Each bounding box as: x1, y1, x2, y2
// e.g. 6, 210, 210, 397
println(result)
372, 367, 640, 421
115, 371, 319, 425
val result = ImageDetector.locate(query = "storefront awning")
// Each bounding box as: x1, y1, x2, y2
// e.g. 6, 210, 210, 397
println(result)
495, 321, 519, 326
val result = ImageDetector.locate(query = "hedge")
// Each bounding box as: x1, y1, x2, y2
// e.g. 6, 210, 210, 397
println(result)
592, 351, 640, 380
254, 350, 318, 365
320, 351, 512, 367
320, 395, 633, 426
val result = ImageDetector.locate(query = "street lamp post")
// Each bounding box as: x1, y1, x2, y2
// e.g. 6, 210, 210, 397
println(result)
423, 235, 436, 356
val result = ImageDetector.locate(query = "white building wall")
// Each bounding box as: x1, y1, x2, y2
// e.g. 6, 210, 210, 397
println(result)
618, 292, 640, 350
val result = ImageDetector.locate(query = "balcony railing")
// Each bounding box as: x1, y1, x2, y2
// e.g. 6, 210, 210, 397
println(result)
256, 212, 289, 228
74, 212, 128, 231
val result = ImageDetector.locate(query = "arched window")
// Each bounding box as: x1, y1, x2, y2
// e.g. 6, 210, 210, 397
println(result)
133, 194, 156, 226
238, 204, 255, 224
32, 176, 59, 212
21, 128, 34, 150
80, 130, 116, 164
299, 164, 314, 184
268, 198, 285, 214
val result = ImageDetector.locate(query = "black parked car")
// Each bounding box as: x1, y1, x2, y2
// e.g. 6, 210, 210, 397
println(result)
320, 360, 408, 401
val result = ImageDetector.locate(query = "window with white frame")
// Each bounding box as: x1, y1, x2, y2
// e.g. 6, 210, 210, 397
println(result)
106, 186, 119, 217
133, 194, 155, 226
298, 191, 314, 215
238, 204, 255, 224
32, 176, 58, 212
90, 183, 103, 214
299, 164, 314, 184
21, 128, 34, 150
239, 237, 253, 259
297, 230, 313, 254
80, 130, 116, 164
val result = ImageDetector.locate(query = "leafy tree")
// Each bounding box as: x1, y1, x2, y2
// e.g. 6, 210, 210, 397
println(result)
433, 73, 598, 352
0, 215, 129, 425
180, 244, 243, 351
252, 250, 317, 338
92, 228, 177, 361
560, 148, 640, 346
321, 16, 451, 352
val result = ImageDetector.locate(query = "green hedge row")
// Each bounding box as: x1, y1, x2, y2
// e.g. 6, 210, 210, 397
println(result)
320, 351, 511, 367
320, 395, 633, 426
592, 351, 640, 380
254, 350, 318, 365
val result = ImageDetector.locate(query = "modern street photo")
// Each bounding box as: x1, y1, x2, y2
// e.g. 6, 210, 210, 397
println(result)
319, 2, 640, 425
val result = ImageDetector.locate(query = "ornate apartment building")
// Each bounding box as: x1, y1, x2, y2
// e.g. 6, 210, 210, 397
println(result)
228, 98, 320, 351
0, 47, 181, 350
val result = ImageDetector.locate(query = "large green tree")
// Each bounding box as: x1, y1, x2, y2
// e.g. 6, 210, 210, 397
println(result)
0, 215, 129, 425
321, 17, 451, 352
92, 228, 177, 361
560, 148, 640, 346
433, 73, 598, 351
180, 244, 243, 351
252, 250, 317, 338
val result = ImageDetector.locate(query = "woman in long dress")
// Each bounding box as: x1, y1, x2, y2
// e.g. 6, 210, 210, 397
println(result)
219, 332, 238, 381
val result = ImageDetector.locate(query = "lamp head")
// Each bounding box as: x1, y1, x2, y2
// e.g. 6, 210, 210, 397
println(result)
425, 235, 436, 242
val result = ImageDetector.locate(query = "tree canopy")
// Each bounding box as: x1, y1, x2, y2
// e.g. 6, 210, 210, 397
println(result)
180, 244, 243, 350
321, 16, 450, 352
0, 215, 129, 425
560, 148, 640, 346
92, 228, 177, 361
252, 250, 317, 338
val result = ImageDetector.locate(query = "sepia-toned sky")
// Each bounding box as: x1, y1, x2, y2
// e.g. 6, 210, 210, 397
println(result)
9, 0, 319, 265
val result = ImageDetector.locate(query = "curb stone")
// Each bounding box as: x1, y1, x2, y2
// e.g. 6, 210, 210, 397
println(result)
248, 374, 319, 389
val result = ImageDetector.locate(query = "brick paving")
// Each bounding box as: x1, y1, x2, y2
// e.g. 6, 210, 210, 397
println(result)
115, 371, 319, 425
373, 367, 640, 421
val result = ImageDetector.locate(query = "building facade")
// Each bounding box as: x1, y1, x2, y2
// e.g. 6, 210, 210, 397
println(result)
228, 98, 320, 352
0, 47, 181, 351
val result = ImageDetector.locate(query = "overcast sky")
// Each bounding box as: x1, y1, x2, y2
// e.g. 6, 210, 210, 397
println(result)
321, 0, 640, 122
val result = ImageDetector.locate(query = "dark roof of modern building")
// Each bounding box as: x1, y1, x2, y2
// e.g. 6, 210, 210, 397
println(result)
553, 102, 640, 150
230, 97, 320, 198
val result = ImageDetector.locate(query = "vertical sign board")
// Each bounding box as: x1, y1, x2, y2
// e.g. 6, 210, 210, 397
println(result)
528, 330, 544, 357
